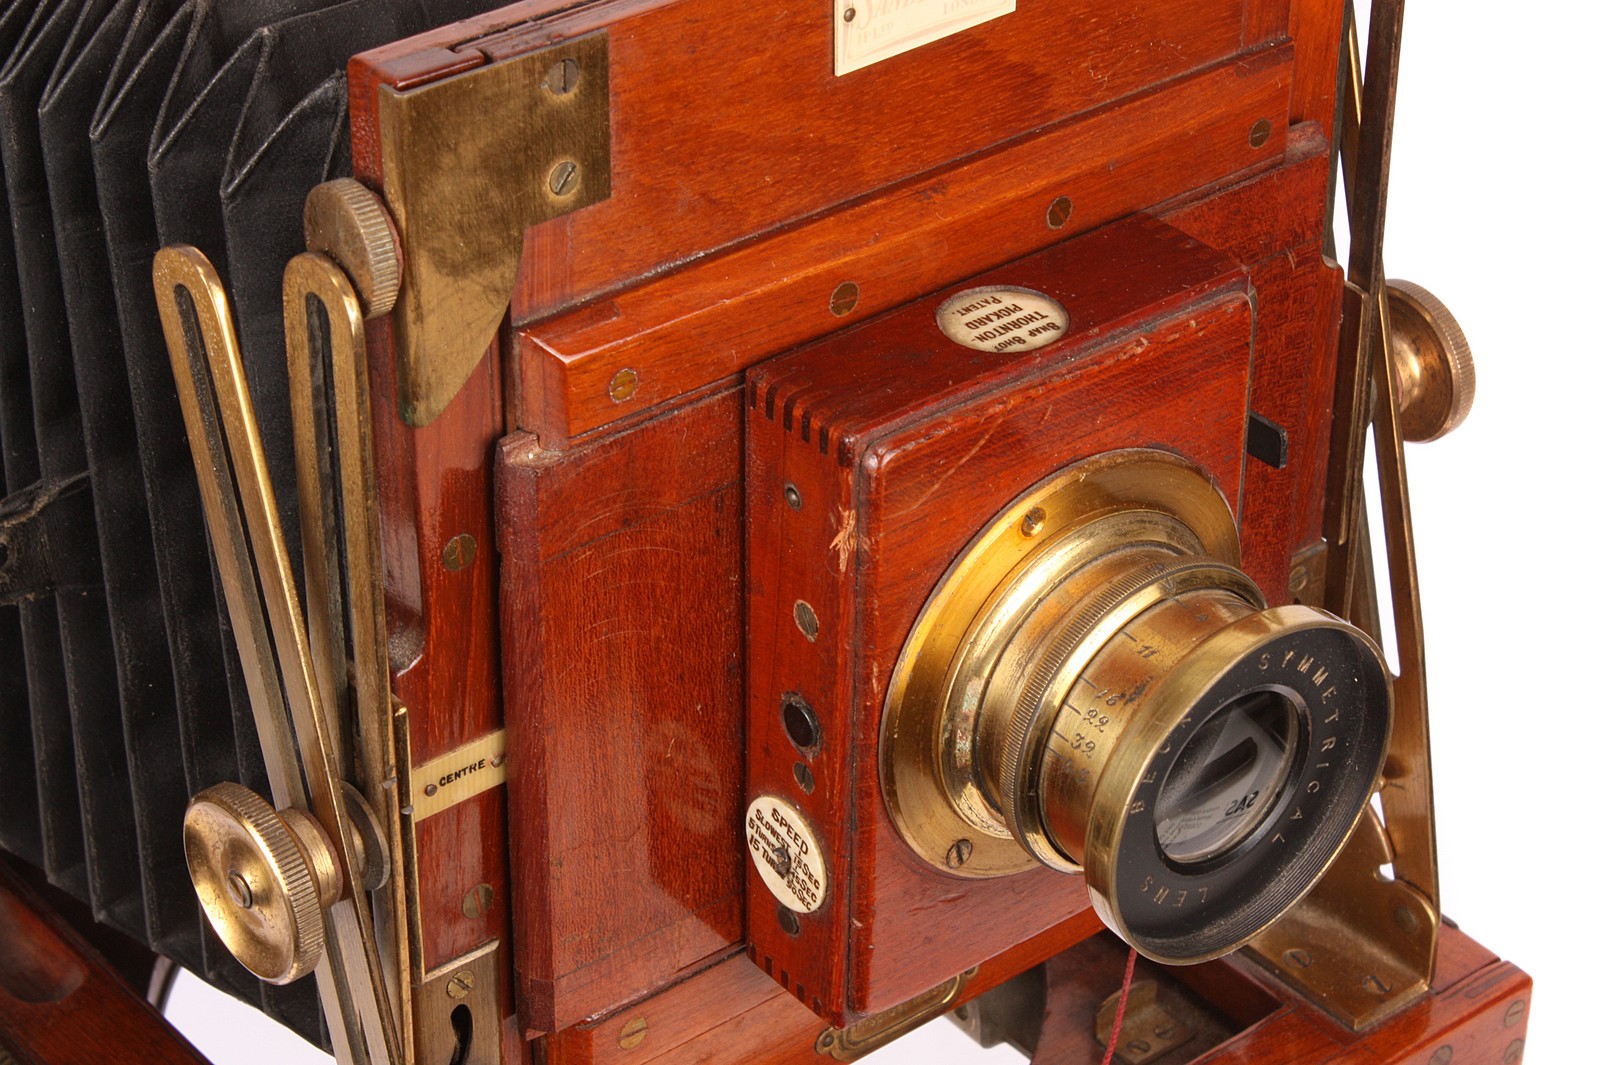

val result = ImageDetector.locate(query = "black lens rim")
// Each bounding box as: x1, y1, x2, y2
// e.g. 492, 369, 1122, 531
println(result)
1097, 623, 1390, 963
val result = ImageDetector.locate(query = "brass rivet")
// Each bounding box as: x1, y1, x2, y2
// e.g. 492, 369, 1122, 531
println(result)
543, 57, 580, 96
1503, 1039, 1524, 1064
1020, 507, 1047, 537
1395, 905, 1418, 933
1429, 1047, 1454, 1065
445, 970, 476, 1000
1364, 974, 1392, 996
1283, 948, 1313, 969
442, 534, 477, 571
490, 753, 506, 768
818, 1032, 836, 1049
462, 883, 494, 919
226, 872, 254, 910
424, 783, 438, 797
609, 367, 639, 403
842, 6, 856, 22
829, 281, 859, 317
1504, 1000, 1526, 1027
1249, 119, 1272, 149
618, 1016, 649, 1050
946, 839, 974, 868
794, 600, 820, 642
549, 160, 580, 197
784, 483, 803, 510
1046, 196, 1073, 230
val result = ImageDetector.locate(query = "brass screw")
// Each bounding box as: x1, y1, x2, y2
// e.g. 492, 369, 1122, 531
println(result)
442, 534, 477, 572
1364, 974, 1393, 996
618, 1016, 649, 1050
829, 282, 860, 317
946, 839, 974, 868
1020, 507, 1047, 537
1429, 1047, 1454, 1065
549, 160, 581, 197
1288, 565, 1309, 595
609, 367, 639, 403
491, 753, 506, 768
842, 7, 857, 22
1046, 196, 1074, 230
1503, 1039, 1524, 1064
226, 872, 254, 910
462, 883, 494, 919
544, 57, 580, 95
445, 970, 476, 1000
1504, 1000, 1526, 1027
794, 600, 820, 642
424, 783, 439, 797
771, 845, 793, 879
1249, 119, 1272, 149
1395, 905, 1419, 933
1283, 948, 1313, 969
784, 483, 803, 510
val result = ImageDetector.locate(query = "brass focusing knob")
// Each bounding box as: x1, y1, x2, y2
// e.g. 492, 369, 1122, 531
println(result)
881, 450, 1392, 964
303, 178, 402, 318
1387, 280, 1475, 441
183, 783, 339, 984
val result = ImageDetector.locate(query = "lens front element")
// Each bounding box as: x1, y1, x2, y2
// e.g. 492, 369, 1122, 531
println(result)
1155, 688, 1300, 866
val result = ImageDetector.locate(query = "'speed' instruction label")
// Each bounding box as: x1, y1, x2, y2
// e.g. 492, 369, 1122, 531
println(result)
746, 795, 827, 913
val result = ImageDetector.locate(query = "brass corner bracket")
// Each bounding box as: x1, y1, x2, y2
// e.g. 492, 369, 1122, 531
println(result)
377, 32, 612, 426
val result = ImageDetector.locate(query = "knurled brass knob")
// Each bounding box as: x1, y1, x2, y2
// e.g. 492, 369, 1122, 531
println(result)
183, 782, 342, 985
1387, 280, 1475, 442
303, 177, 402, 318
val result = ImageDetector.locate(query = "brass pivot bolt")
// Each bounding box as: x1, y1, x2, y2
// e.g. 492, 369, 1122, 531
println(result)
183, 783, 343, 984
1386, 280, 1476, 442
303, 178, 402, 318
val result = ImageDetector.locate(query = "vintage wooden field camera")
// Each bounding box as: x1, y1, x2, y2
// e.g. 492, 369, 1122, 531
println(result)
0, 0, 1531, 1063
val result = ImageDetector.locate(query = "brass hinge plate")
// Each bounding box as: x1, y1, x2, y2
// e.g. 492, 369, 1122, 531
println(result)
378, 32, 611, 426
1095, 980, 1194, 1065
1245, 805, 1437, 1030
415, 941, 501, 1065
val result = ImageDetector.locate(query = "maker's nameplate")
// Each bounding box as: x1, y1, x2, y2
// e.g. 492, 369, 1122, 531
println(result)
410, 730, 507, 821
937, 286, 1069, 353
834, 0, 1015, 76
746, 796, 827, 913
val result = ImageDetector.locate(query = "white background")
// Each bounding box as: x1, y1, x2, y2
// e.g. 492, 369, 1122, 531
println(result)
164, 3, 1595, 1062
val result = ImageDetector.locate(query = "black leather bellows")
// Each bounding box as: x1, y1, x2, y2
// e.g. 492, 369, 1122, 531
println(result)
0, 0, 506, 1048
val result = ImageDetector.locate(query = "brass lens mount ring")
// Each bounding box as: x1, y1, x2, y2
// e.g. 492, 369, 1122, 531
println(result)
880, 449, 1392, 963
881, 449, 1243, 879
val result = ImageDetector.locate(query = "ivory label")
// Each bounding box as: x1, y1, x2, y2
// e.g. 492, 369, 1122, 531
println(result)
835, 0, 1016, 76
746, 796, 827, 913
937, 286, 1069, 353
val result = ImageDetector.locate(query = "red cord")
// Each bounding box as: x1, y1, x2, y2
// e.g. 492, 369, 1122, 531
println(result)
1100, 947, 1140, 1065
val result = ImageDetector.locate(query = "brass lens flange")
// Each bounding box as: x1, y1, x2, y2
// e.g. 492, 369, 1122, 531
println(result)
881, 450, 1391, 962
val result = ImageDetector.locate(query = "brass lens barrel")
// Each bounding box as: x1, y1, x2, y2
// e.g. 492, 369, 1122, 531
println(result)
881, 450, 1391, 963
